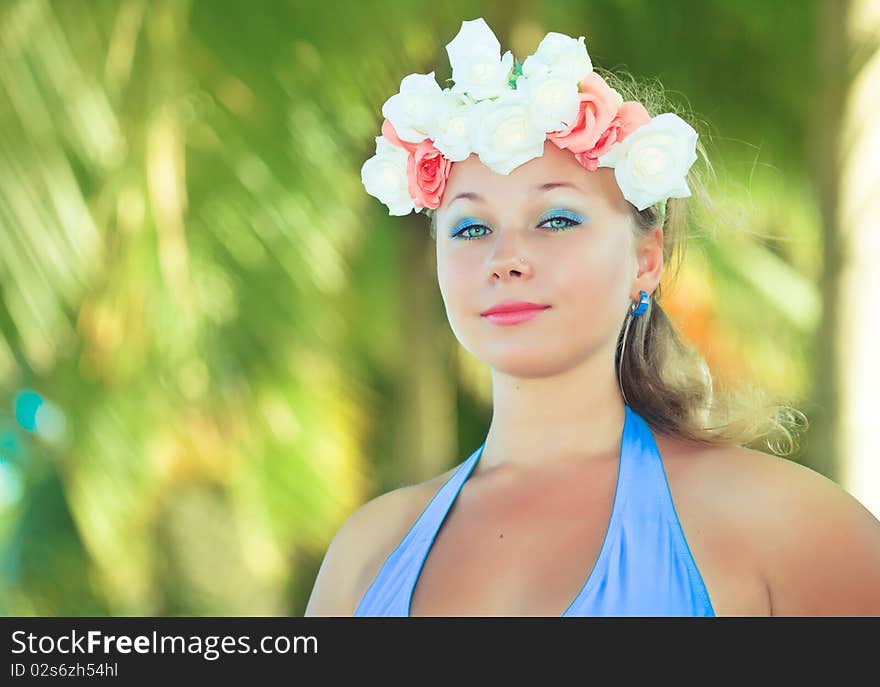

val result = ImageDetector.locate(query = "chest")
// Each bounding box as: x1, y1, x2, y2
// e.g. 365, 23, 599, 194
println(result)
407, 454, 770, 617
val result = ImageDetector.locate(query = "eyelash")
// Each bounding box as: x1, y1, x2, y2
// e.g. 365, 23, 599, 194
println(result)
451, 214, 583, 241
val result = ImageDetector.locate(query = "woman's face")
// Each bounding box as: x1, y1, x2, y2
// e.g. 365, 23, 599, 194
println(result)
434, 140, 640, 378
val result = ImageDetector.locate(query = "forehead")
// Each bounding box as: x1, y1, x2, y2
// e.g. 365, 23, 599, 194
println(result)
438, 140, 624, 213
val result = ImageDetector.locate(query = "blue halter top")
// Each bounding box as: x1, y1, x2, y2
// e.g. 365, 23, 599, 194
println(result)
354, 404, 716, 616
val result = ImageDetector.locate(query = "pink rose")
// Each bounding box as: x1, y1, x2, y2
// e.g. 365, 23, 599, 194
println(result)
574, 101, 651, 171
547, 72, 620, 153
381, 119, 450, 209
407, 139, 451, 210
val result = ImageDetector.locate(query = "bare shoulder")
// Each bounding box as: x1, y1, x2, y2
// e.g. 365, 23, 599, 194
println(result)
691, 442, 880, 616
304, 464, 459, 617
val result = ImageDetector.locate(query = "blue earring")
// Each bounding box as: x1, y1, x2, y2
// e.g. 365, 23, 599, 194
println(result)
630, 290, 650, 317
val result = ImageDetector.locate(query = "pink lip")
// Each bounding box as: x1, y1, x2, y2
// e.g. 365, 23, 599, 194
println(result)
481, 307, 549, 325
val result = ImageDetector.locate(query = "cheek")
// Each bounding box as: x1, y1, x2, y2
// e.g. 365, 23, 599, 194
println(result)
437, 246, 478, 304
550, 231, 633, 331
437, 245, 513, 363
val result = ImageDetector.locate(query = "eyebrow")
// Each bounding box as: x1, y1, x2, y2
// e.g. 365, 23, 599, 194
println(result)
446, 181, 582, 207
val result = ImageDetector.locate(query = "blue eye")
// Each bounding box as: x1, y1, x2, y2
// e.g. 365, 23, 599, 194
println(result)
451, 210, 583, 241
451, 222, 490, 240
541, 214, 581, 231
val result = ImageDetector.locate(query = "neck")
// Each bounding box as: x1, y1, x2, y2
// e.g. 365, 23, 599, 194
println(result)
478, 338, 626, 477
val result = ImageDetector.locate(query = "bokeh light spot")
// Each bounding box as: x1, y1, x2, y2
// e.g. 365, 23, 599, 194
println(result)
35, 400, 68, 444
14, 390, 44, 432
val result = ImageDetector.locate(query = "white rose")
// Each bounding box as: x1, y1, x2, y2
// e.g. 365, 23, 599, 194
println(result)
360, 136, 415, 216
597, 113, 698, 211
469, 90, 548, 176
446, 17, 515, 101
515, 70, 580, 133
381, 72, 443, 144
428, 89, 475, 161
521, 32, 592, 83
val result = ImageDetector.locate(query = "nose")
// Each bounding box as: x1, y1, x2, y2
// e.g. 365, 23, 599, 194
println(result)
490, 253, 532, 281
488, 227, 533, 281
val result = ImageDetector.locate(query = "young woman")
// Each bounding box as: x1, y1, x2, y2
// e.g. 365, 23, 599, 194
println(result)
306, 18, 880, 617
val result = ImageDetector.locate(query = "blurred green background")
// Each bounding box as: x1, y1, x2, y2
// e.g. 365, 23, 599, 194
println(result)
1, 0, 877, 616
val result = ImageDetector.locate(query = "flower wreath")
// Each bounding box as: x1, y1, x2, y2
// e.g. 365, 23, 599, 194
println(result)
361, 17, 698, 216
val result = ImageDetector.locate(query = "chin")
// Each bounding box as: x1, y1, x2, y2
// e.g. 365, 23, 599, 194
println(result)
474, 343, 576, 379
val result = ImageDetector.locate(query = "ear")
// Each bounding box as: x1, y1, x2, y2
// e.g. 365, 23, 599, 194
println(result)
633, 225, 663, 296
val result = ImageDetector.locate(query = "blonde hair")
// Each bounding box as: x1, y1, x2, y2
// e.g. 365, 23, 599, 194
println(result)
424, 70, 808, 457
